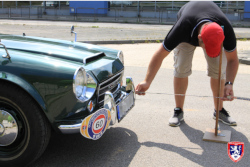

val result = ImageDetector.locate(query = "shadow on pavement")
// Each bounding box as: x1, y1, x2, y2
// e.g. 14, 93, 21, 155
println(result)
32, 127, 141, 167
142, 121, 249, 167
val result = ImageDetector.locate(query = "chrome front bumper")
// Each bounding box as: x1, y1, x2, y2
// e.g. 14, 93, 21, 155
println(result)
58, 77, 135, 134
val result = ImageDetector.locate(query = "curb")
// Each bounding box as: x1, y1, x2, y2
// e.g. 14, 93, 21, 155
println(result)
239, 57, 250, 65
80, 39, 163, 45
81, 38, 250, 45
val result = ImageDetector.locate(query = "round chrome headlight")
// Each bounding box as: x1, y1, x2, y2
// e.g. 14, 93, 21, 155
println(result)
73, 67, 87, 101
117, 51, 124, 64
73, 67, 97, 102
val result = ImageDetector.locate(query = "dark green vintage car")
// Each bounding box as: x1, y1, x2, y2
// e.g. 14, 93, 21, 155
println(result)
0, 32, 135, 166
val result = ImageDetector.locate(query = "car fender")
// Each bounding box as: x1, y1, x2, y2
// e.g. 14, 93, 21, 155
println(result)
0, 72, 48, 116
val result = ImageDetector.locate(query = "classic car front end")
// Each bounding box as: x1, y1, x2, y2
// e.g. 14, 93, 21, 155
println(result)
0, 33, 135, 166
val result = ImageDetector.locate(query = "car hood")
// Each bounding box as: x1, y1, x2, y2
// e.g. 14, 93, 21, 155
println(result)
0, 35, 119, 63
0, 35, 123, 82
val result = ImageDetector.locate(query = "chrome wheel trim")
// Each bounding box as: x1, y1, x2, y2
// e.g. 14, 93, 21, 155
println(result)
0, 97, 29, 160
0, 110, 18, 146
0, 123, 4, 136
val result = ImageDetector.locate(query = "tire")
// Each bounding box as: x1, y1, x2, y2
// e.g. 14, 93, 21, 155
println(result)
0, 82, 51, 167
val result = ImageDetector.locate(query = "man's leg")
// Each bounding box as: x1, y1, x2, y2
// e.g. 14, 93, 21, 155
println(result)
210, 77, 236, 125
204, 49, 237, 126
169, 43, 195, 127
174, 77, 188, 109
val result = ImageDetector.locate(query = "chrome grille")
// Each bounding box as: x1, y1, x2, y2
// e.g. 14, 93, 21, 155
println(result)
97, 71, 123, 106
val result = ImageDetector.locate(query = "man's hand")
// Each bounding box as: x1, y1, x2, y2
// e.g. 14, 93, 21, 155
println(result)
222, 84, 234, 101
135, 81, 150, 95
223, 49, 238, 101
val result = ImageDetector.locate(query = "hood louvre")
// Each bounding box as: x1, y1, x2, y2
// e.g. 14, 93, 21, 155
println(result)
83, 52, 106, 65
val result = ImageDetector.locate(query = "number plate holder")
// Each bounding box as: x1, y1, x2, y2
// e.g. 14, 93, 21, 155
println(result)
116, 91, 135, 122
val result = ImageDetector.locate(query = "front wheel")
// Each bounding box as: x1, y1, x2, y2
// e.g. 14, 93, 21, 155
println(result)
0, 82, 51, 167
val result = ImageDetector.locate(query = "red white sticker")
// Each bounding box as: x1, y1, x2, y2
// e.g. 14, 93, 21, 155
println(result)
80, 108, 111, 140
92, 115, 105, 134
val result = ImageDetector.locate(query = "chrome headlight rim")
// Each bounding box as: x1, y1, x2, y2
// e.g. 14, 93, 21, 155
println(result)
73, 67, 97, 103
73, 67, 87, 101
117, 51, 124, 64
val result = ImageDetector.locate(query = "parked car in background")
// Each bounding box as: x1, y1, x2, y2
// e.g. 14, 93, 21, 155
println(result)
110, 1, 133, 6
41, 1, 59, 8
0, 27, 135, 167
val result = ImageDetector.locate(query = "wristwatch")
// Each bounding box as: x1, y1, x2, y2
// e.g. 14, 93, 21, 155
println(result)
225, 81, 233, 86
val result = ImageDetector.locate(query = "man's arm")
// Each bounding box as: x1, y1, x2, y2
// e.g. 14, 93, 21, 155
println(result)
223, 49, 239, 101
135, 44, 170, 95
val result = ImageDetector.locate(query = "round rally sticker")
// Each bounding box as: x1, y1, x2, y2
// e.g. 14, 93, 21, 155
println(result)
80, 108, 111, 140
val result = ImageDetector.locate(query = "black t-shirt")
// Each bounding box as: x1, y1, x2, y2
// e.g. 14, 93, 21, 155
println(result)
163, 1, 236, 52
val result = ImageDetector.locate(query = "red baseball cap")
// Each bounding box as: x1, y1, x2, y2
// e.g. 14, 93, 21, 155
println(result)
201, 22, 225, 58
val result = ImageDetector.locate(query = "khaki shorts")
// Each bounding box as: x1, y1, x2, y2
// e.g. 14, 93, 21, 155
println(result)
173, 42, 227, 79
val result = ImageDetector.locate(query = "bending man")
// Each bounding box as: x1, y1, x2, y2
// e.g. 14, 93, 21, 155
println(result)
135, 1, 239, 127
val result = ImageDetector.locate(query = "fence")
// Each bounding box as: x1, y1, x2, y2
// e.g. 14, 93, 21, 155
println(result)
0, 4, 247, 24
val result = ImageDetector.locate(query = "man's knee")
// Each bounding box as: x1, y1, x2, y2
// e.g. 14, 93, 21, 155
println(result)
174, 69, 192, 78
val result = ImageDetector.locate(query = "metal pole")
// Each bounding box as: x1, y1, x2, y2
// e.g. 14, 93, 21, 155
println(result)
155, 1, 156, 17
44, 1, 46, 14
121, 2, 123, 17
137, 1, 140, 22
115, 8, 117, 21
215, 44, 223, 136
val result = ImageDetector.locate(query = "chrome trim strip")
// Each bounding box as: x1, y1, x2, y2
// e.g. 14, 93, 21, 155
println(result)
58, 123, 82, 134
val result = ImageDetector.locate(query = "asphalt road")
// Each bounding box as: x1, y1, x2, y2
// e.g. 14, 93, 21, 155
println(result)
31, 43, 250, 167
